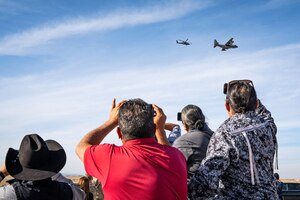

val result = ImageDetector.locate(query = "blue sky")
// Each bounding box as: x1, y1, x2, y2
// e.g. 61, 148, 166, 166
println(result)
0, 0, 300, 178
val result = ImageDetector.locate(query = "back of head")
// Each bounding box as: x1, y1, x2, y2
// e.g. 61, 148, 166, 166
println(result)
182, 105, 205, 131
78, 176, 90, 194
118, 98, 154, 141
226, 80, 257, 114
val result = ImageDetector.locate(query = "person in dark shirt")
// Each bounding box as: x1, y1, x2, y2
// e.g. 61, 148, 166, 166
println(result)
0, 134, 85, 200
274, 173, 284, 200
168, 105, 214, 181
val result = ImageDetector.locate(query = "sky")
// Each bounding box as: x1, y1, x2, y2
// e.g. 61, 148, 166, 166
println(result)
0, 0, 300, 178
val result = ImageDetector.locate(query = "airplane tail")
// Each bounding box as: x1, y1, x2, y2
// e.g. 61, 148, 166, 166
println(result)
176, 40, 179, 44
214, 39, 219, 48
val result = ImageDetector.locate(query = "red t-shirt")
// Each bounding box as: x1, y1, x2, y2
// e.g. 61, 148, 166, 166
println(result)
84, 138, 187, 200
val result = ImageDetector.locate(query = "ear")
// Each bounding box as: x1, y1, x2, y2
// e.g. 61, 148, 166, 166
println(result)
117, 127, 122, 139
225, 101, 230, 112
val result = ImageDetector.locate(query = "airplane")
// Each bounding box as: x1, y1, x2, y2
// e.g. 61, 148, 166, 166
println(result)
176, 38, 191, 45
214, 38, 238, 51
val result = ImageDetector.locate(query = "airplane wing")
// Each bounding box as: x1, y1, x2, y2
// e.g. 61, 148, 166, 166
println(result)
225, 38, 234, 46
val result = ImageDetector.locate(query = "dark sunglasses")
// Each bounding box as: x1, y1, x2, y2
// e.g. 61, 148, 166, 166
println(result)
223, 79, 254, 95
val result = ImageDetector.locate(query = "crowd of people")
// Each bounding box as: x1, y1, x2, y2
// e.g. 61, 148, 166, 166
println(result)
0, 79, 281, 200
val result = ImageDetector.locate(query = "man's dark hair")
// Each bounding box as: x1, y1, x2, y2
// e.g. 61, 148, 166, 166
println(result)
182, 105, 205, 131
226, 81, 257, 114
118, 98, 155, 140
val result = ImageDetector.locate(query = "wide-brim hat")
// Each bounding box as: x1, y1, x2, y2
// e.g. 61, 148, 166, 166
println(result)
5, 134, 66, 181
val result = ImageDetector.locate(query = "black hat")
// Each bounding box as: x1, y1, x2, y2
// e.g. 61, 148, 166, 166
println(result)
5, 134, 66, 181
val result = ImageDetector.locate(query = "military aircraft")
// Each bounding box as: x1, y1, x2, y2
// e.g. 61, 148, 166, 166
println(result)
214, 38, 238, 51
176, 39, 191, 45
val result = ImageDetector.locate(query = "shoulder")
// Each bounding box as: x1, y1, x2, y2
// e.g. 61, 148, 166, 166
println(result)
0, 184, 17, 199
214, 116, 245, 138
173, 134, 190, 147
52, 173, 74, 184
85, 143, 118, 156
69, 184, 86, 200
164, 143, 186, 158
208, 125, 235, 151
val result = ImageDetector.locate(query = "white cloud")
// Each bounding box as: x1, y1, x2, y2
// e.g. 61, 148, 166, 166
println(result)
0, 1, 207, 55
276, 146, 300, 179
0, 42, 299, 175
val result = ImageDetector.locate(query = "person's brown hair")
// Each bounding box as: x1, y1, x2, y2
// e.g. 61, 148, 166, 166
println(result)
78, 176, 90, 200
226, 80, 257, 113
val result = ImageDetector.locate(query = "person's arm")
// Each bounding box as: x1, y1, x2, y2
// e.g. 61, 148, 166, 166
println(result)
165, 123, 181, 144
256, 99, 278, 169
256, 99, 277, 134
152, 104, 170, 146
164, 123, 179, 131
76, 99, 125, 162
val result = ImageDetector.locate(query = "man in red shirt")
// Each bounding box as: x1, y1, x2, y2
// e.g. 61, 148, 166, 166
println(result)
76, 99, 187, 200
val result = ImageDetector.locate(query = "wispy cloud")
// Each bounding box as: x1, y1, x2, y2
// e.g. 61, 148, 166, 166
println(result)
1, 42, 299, 130
1, 40, 299, 174
0, 1, 207, 55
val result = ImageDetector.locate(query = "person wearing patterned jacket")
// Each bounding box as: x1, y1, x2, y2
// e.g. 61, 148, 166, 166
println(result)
188, 80, 278, 200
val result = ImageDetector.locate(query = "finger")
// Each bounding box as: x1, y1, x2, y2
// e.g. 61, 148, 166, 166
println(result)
152, 104, 163, 112
111, 98, 116, 109
117, 100, 127, 108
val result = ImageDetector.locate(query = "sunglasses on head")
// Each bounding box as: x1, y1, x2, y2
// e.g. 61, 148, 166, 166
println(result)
223, 79, 254, 95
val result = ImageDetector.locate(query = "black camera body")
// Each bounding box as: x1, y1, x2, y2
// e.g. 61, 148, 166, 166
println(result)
177, 112, 182, 121
223, 83, 228, 94
147, 104, 156, 117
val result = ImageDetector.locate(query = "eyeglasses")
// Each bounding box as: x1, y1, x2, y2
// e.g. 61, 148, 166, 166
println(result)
223, 79, 254, 95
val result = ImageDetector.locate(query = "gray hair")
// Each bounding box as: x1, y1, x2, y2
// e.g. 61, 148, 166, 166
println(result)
181, 105, 205, 131
118, 98, 154, 140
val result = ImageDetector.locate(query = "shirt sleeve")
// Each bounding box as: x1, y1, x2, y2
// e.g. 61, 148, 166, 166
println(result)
84, 144, 114, 186
0, 185, 17, 200
167, 125, 181, 144
255, 99, 277, 135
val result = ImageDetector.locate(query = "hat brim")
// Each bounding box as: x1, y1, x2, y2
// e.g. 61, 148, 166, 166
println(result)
5, 139, 66, 181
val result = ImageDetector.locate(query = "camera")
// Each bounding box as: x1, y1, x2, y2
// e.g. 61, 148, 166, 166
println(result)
177, 112, 182, 121
147, 104, 156, 117
223, 83, 228, 94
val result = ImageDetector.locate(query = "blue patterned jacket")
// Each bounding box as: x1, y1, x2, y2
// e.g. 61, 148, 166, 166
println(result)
188, 100, 278, 200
